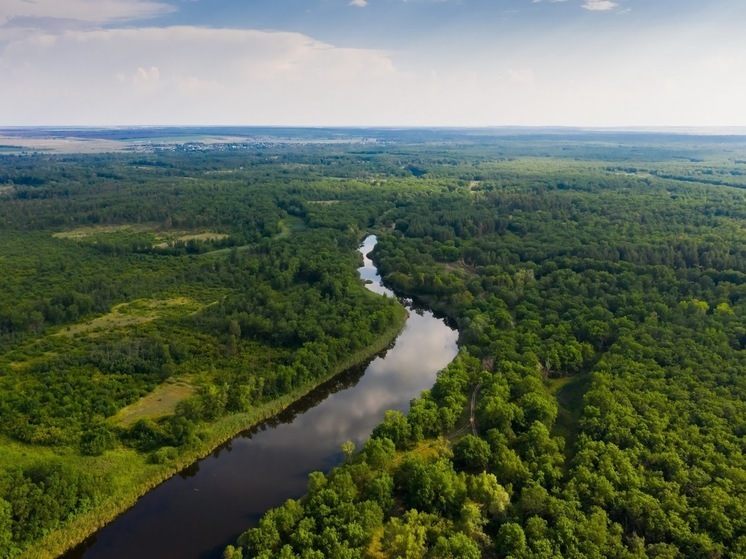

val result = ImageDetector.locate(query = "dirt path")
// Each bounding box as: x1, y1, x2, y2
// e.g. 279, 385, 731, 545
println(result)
469, 384, 481, 437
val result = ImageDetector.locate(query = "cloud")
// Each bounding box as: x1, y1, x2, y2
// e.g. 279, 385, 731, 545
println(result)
350, 0, 368, 6
0, 18, 744, 127
0, 26, 402, 124
582, 1, 618, 10
0, 0, 174, 27
507, 68, 536, 87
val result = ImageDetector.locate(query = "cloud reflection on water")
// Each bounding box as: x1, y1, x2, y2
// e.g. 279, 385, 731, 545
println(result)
249, 307, 458, 450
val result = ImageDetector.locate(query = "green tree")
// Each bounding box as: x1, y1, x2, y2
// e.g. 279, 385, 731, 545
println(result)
468, 472, 510, 516
432, 532, 481, 559
341, 440, 355, 463
452, 434, 491, 472
380, 511, 429, 559
497, 522, 527, 557
372, 410, 411, 448
223, 544, 243, 559
0, 498, 12, 558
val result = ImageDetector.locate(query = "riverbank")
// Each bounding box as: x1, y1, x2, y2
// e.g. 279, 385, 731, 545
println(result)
22, 304, 407, 559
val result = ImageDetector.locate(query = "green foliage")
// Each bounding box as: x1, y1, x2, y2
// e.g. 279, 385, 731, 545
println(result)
79, 422, 118, 456
452, 434, 491, 472
496, 522, 527, 557
0, 462, 100, 553
380, 511, 428, 558
231, 136, 746, 559
395, 456, 467, 519
432, 532, 481, 559
362, 436, 396, 469
0, 499, 12, 559
371, 410, 411, 449
467, 472, 510, 516
5, 135, 746, 558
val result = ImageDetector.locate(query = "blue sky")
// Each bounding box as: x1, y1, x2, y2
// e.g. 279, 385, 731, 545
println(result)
1, 0, 744, 126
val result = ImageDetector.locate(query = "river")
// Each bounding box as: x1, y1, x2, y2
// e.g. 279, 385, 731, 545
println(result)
63, 235, 458, 559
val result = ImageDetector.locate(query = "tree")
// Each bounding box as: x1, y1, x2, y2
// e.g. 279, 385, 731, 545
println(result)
395, 457, 467, 518
497, 522, 527, 557
380, 511, 429, 559
452, 434, 491, 472
468, 472, 510, 516
223, 545, 243, 559
363, 437, 396, 469
0, 498, 12, 558
341, 440, 355, 464
433, 532, 481, 559
372, 410, 411, 449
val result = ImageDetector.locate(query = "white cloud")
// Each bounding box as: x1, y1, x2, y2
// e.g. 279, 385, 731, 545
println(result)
582, 1, 618, 11
0, 26, 401, 124
0, 20, 744, 127
0, 0, 174, 26
350, 0, 368, 6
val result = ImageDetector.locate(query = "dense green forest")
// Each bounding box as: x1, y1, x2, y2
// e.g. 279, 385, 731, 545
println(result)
222, 134, 746, 559
0, 145, 411, 558
1, 130, 745, 558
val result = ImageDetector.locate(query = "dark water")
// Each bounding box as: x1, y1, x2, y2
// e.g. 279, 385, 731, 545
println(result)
63, 235, 458, 559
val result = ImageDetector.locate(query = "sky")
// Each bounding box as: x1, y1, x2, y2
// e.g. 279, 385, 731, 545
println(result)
1, 0, 744, 127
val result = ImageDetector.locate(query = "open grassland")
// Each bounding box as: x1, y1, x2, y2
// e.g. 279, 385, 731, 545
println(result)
0, 434, 69, 470
0, 136, 123, 154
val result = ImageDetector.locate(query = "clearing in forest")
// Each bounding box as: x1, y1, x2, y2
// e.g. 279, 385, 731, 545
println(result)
54, 224, 229, 246
52, 223, 161, 240
549, 372, 593, 464
275, 216, 308, 239
56, 298, 201, 338
111, 378, 197, 427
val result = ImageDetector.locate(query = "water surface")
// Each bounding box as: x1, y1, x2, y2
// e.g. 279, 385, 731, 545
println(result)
64, 235, 458, 559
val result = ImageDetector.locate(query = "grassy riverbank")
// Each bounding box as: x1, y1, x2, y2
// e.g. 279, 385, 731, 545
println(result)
20, 303, 407, 559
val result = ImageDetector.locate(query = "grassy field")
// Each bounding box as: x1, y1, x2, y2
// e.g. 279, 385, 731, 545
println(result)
54, 298, 203, 338
54, 225, 230, 250
112, 378, 197, 427
52, 224, 157, 240
275, 216, 308, 239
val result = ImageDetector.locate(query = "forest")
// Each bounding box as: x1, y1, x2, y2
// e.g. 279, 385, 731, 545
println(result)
0, 143, 410, 558
0, 129, 745, 558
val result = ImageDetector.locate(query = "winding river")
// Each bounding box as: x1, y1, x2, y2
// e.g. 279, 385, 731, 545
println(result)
63, 235, 459, 559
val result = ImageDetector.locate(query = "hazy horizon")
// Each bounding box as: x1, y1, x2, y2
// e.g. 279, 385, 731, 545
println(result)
2, 125, 746, 135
